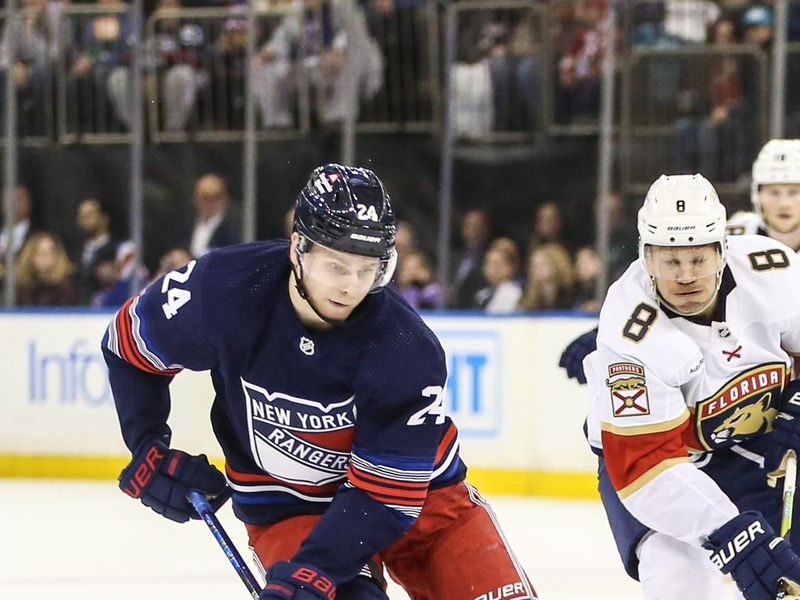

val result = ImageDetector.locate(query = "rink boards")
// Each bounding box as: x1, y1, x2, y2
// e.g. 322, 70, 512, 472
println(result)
0, 310, 599, 498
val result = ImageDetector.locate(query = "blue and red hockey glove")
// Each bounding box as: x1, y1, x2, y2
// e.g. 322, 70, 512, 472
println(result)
261, 561, 336, 600
704, 511, 800, 599
765, 380, 800, 483
119, 438, 230, 523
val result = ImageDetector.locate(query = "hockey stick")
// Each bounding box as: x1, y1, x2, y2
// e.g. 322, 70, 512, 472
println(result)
187, 490, 262, 599
777, 449, 798, 600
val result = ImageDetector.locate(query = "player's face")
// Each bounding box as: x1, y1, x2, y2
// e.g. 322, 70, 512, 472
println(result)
758, 183, 800, 233
297, 241, 380, 321
646, 244, 723, 316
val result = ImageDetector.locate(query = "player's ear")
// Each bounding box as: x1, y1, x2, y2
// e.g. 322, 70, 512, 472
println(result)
289, 232, 301, 268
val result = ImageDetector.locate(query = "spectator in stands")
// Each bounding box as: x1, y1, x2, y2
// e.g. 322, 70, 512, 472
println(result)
0, 0, 71, 136
252, 0, 384, 128
89, 242, 135, 308
673, 15, 750, 182
628, 1, 680, 47
718, 0, 752, 27
211, 15, 248, 129
572, 245, 601, 312
75, 197, 123, 303
392, 218, 417, 282
183, 173, 241, 258
663, 0, 721, 43
742, 4, 773, 51
518, 242, 574, 311
450, 12, 500, 138
450, 208, 490, 309
626, 2, 684, 123
396, 248, 442, 311
528, 201, 568, 250
15, 231, 78, 306
395, 219, 416, 257
68, 0, 132, 133
482, 11, 541, 133
109, 0, 208, 131
473, 237, 522, 313
362, 0, 430, 124
155, 247, 192, 280
0, 185, 34, 265
555, 0, 606, 125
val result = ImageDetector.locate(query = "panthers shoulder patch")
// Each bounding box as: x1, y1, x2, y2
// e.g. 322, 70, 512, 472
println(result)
606, 362, 650, 418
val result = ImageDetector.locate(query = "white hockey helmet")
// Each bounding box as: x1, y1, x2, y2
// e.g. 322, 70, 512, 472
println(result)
751, 139, 800, 215
639, 174, 727, 249
638, 174, 727, 278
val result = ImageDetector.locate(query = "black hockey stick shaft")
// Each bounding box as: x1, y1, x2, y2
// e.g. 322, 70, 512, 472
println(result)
187, 490, 262, 599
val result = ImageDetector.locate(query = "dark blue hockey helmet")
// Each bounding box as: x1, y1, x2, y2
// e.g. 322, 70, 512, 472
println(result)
293, 164, 397, 261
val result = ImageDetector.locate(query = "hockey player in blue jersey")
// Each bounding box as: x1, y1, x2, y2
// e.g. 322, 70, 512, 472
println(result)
103, 164, 536, 600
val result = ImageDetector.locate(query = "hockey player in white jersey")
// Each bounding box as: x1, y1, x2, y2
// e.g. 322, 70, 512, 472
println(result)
584, 173, 800, 599
561, 139, 800, 386
727, 139, 800, 251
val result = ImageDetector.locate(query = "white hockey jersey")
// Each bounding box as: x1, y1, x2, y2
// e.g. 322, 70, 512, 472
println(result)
584, 234, 800, 547
726, 211, 766, 237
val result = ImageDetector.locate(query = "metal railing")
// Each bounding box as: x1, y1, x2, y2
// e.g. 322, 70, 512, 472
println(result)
144, 6, 311, 143
3, 0, 800, 308
619, 45, 768, 194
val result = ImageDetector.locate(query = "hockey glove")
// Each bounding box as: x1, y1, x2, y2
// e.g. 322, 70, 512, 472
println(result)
119, 438, 230, 523
704, 511, 800, 600
558, 327, 598, 384
261, 561, 336, 600
765, 380, 800, 483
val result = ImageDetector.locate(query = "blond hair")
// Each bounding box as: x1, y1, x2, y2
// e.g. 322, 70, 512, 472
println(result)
15, 232, 74, 289
519, 242, 574, 310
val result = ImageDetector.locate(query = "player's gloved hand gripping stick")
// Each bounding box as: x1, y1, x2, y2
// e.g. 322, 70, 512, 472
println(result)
119, 438, 230, 523
188, 492, 339, 600
703, 449, 800, 600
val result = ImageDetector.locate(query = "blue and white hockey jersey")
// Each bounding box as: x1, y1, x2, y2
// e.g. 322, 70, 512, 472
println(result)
102, 240, 466, 582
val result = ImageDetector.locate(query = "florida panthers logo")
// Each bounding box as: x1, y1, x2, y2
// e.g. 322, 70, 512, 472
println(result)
695, 363, 785, 451
710, 393, 777, 445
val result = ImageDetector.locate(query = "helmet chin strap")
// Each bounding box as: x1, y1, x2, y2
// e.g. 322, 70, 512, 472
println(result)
291, 255, 346, 328
650, 269, 724, 318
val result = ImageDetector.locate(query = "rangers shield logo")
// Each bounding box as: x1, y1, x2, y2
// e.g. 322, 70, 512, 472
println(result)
241, 378, 355, 486
606, 363, 650, 417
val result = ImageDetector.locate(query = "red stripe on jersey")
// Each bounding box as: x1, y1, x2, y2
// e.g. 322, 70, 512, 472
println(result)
681, 421, 703, 452
115, 298, 180, 376
225, 464, 341, 497
434, 423, 458, 464
115, 299, 153, 373
601, 419, 690, 491
294, 429, 355, 454
347, 466, 428, 505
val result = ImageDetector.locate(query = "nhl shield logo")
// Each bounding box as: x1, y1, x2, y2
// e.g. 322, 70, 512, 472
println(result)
299, 336, 315, 356
606, 363, 650, 417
